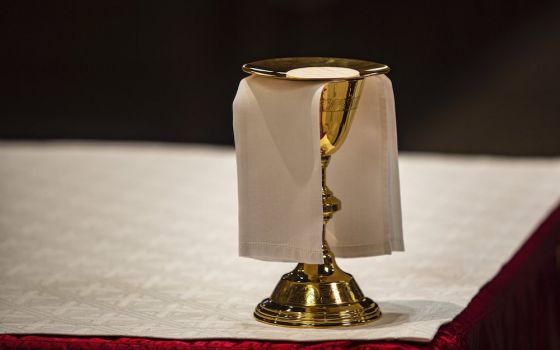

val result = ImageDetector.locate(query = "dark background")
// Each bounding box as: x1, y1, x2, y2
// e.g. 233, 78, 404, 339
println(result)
1, 0, 559, 155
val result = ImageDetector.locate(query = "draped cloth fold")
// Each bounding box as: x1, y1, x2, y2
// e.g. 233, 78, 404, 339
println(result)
233, 74, 404, 263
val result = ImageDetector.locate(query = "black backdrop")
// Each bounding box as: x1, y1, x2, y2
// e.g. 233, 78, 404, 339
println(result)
2, 0, 559, 155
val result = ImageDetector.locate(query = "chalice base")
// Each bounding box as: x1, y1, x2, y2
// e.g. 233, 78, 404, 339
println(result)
254, 296, 381, 328
254, 243, 382, 328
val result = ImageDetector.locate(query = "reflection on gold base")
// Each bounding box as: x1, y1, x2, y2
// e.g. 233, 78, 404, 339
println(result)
254, 242, 381, 328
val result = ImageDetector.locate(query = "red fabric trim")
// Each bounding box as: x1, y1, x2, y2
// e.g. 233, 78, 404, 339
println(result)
0, 336, 427, 350
2, 205, 559, 350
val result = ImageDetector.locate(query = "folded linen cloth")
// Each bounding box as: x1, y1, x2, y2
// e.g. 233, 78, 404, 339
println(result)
233, 74, 403, 263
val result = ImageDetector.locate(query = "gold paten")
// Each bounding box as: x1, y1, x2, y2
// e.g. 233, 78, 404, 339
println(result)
243, 57, 388, 328
242, 57, 389, 80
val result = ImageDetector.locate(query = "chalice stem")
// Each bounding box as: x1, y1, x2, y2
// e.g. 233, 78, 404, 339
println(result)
319, 154, 341, 269
321, 155, 330, 246
321, 154, 339, 245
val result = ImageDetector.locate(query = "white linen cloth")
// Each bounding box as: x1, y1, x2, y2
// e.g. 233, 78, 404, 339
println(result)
233, 75, 404, 263
1, 142, 559, 342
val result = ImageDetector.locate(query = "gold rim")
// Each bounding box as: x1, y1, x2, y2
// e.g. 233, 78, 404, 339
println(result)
242, 57, 389, 81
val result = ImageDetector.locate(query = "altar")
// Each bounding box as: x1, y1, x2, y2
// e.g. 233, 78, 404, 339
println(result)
1, 142, 559, 349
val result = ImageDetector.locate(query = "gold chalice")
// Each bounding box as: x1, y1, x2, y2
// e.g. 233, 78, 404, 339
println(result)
242, 57, 390, 328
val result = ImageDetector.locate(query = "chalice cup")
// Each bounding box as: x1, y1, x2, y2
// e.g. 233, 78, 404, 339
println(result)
243, 58, 389, 328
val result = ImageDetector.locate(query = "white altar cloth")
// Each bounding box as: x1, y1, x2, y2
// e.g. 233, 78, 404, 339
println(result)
0, 142, 559, 342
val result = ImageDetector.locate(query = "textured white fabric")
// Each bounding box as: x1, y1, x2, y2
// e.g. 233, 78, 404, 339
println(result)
233, 76, 325, 263
328, 75, 404, 257
233, 75, 403, 263
0, 142, 559, 342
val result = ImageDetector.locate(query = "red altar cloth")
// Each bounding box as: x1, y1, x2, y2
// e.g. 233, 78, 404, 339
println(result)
2, 205, 559, 350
